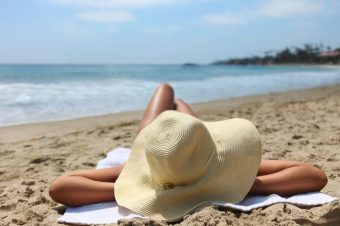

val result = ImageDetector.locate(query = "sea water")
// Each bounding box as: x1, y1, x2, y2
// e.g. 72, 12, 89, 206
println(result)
0, 64, 340, 126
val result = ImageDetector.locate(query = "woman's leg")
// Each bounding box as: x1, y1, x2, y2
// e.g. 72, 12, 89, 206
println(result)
175, 99, 197, 117
139, 84, 198, 131
139, 83, 176, 131
249, 160, 328, 196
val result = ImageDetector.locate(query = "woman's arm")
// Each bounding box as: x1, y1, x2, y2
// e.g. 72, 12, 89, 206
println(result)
49, 164, 124, 206
249, 160, 328, 196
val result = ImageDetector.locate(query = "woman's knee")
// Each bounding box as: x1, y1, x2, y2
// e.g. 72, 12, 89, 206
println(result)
157, 83, 174, 94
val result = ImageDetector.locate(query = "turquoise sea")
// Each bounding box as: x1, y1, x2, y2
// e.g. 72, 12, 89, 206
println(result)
0, 64, 340, 126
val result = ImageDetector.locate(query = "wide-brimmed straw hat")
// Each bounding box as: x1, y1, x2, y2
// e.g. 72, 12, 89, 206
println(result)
115, 110, 262, 221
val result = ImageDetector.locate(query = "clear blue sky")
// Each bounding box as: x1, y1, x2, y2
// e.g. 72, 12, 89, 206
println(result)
1, 0, 339, 64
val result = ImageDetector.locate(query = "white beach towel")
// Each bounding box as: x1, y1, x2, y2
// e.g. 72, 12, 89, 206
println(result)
58, 147, 338, 225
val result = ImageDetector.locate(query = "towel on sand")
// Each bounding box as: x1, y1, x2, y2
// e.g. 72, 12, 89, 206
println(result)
58, 147, 338, 225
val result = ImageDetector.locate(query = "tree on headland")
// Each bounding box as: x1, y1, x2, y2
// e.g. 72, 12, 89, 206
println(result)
212, 43, 340, 65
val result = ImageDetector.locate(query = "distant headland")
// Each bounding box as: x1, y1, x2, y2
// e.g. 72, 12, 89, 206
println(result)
211, 44, 340, 66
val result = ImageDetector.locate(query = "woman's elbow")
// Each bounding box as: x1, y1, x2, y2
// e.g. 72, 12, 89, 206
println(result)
316, 170, 328, 190
309, 165, 328, 191
49, 175, 70, 205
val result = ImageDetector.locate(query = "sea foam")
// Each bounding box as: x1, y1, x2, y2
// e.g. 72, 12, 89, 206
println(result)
0, 65, 339, 126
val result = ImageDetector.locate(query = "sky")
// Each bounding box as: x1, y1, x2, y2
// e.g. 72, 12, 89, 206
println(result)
0, 0, 339, 64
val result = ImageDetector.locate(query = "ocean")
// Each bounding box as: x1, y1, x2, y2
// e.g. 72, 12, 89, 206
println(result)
0, 64, 340, 126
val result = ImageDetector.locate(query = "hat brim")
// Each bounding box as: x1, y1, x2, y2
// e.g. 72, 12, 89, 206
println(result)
115, 114, 262, 221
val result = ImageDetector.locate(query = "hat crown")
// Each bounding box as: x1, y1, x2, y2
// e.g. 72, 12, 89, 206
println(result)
144, 111, 215, 188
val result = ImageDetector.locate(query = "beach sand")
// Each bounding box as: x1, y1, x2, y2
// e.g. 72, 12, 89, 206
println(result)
0, 85, 340, 225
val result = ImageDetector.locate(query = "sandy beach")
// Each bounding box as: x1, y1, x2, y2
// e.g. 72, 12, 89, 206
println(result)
0, 85, 340, 225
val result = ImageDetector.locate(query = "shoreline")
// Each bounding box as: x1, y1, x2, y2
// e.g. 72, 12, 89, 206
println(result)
1, 84, 339, 143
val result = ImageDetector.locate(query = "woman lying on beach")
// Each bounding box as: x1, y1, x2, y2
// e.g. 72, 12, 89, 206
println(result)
49, 83, 328, 209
